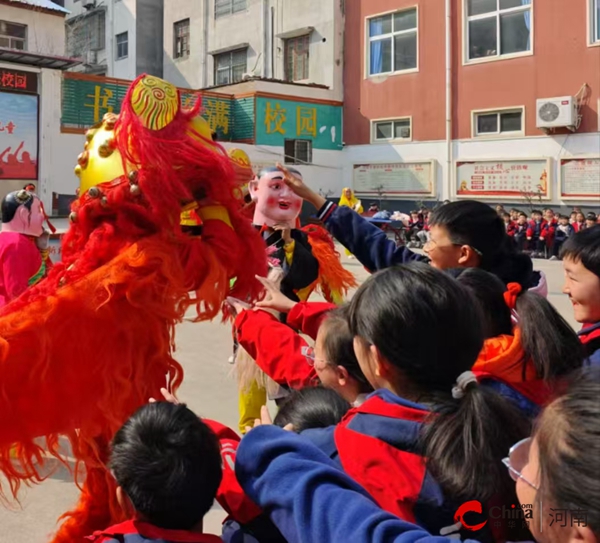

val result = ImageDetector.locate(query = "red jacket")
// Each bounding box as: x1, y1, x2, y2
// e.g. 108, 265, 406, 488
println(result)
86, 520, 221, 543
526, 219, 547, 239
203, 419, 263, 525
234, 302, 335, 389
573, 221, 585, 232
505, 221, 516, 237
541, 219, 557, 246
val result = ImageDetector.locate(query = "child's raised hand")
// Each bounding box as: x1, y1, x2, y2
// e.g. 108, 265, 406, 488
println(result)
254, 275, 297, 314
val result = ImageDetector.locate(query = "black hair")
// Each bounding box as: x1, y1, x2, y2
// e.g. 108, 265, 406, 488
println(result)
450, 268, 584, 380
501, 212, 511, 219
110, 402, 222, 530
348, 263, 529, 502
1, 190, 34, 224
558, 215, 569, 221
519, 212, 528, 218
258, 166, 301, 178
531, 210, 542, 216
586, 212, 597, 221
321, 306, 373, 393
535, 369, 600, 536
273, 387, 350, 432
561, 225, 600, 278
428, 200, 534, 290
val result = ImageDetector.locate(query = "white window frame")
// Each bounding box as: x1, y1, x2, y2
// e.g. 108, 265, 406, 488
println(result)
213, 48, 247, 86
0, 20, 27, 50
371, 117, 413, 143
463, 0, 534, 65
115, 31, 128, 60
174, 18, 190, 59
284, 139, 313, 165
215, 0, 247, 19
588, 0, 600, 46
471, 106, 525, 138
365, 6, 419, 79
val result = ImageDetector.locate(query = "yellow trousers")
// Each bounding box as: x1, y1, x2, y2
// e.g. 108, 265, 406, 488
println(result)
238, 380, 267, 434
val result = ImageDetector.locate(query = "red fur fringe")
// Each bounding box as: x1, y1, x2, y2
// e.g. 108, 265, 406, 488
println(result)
0, 74, 267, 541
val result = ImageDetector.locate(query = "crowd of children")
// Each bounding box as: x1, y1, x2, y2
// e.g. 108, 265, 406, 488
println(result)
500, 205, 599, 260
88, 167, 600, 543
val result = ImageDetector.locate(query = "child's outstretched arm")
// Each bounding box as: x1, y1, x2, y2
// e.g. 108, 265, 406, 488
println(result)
236, 425, 477, 543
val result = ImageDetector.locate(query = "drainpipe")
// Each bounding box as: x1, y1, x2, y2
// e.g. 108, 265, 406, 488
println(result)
270, 6, 275, 79
261, 0, 268, 76
201, 0, 209, 87
445, 0, 452, 201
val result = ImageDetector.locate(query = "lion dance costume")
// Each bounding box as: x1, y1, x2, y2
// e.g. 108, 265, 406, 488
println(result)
0, 75, 267, 542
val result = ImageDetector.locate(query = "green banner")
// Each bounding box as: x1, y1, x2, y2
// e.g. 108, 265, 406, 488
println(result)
61, 77, 233, 139
255, 96, 342, 150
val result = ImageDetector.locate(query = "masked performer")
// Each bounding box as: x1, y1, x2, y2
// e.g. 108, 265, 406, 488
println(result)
0, 75, 266, 543
0, 189, 53, 307
236, 166, 356, 431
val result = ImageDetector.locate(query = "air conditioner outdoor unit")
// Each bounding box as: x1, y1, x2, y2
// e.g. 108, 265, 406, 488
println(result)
536, 96, 577, 130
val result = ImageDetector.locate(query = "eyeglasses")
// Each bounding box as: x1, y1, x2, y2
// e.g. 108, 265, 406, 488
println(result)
502, 437, 538, 490
301, 346, 328, 368
423, 237, 483, 257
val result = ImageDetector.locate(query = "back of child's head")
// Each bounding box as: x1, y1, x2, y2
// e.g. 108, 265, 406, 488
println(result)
561, 225, 600, 278
535, 369, 600, 537
110, 402, 222, 530
320, 305, 372, 393
428, 200, 534, 290
273, 387, 350, 432
449, 267, 583, 380
348, 263, 529, 502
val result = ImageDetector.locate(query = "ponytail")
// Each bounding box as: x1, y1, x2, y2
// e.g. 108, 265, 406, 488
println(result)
514, 290, 584, 379
420, 377, 530, 502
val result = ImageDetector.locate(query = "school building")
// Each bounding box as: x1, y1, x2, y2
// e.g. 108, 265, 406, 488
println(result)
342, 0, 600, 210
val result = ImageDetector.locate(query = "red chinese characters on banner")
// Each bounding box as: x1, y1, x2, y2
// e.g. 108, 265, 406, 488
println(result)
0, 69, 37, 93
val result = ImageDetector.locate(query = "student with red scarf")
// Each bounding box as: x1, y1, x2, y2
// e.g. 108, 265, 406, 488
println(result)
449, 268, 584, 418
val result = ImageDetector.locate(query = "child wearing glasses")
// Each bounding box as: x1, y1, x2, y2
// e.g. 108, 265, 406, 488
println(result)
274, 165, 546, 296
230, 274, 372, 407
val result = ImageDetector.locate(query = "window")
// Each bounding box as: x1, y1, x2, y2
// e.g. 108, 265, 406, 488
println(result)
215, 0, 246, 19
372, 118, 411, 142
368, 8, 417, 76
0, 20, 27, 50
66, 12, 106, 57
474, 108, 524, 136
116, 32, 128, 60
285, 35, 309, 81
284, 140, 313, 165
174, 19, 190, 59
214, 48, 247, 85
466, 0, 532, 62
592, 0, 600, 43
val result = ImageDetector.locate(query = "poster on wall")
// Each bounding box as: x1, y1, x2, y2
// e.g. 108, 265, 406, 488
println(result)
352, 161, 436, 197
559, 157, 600, 201
0, 91, 39, 180
456, 158, 551, 199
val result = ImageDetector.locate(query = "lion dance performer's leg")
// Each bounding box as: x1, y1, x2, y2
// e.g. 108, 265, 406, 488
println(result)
0, 74, 267, 542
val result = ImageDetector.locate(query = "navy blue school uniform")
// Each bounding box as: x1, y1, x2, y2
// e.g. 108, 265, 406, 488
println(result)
237, 426, 483, 543
298, 389, 495, 542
